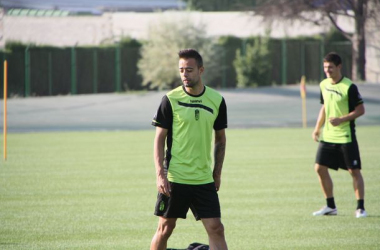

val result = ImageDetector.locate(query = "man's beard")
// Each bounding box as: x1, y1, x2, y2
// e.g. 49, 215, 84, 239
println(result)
183, 78, 199, 88
185, 82, 194, 88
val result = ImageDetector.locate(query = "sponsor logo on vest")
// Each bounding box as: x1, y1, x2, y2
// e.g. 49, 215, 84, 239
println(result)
195, 109, 200, 120
190, 100, 202, 103
325, 87, 342, 97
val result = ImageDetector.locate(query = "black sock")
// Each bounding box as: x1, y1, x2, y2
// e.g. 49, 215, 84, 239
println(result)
357, 199, 365, 210
327, 197, 336, 209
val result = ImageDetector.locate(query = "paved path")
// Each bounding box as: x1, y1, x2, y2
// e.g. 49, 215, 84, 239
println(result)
2, 84, 379, 133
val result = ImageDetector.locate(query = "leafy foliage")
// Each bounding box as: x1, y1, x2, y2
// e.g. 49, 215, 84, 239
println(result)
183, 0, 257, 11
119, 36, 142, 48
233, 35, 271, 87
324, 28, 351, 43
252, 0, 380, 81
137, 13, 222, 90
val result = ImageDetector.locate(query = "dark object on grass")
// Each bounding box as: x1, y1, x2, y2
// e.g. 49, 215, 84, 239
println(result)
167, 242, 209, 250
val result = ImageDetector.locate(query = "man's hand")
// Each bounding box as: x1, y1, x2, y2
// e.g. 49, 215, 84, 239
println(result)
329, 117, 343, 126
213, 175, 221, 192
312, 129, 320, 142
157, 174, 171, 197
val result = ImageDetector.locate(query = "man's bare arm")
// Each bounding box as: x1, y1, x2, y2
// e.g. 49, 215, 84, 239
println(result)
329, 103, 365, 126
312, 105, 326, 142
213, 129, 226, 191
154, 126, 171, 196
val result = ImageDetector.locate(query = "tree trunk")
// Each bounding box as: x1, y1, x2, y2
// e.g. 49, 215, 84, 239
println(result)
352, 0, 367, 81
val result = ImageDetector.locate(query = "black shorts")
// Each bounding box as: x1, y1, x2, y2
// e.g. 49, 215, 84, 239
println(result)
154, 182, 221, 220
315, 141, 361, 171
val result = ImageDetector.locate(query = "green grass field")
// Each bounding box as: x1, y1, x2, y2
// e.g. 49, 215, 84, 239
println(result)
1, 127, 379, 250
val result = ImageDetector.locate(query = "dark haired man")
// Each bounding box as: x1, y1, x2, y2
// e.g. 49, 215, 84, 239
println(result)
312, 52, 367, 218
150, 49, 228, 249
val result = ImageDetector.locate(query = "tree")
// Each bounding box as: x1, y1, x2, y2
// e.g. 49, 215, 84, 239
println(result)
233, 36, 272, 87
251, 0, 380, 81
182, 0, 258, 11
138, 14, 222, 90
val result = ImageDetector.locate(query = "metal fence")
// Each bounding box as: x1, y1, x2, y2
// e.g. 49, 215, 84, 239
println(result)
0, 40, 351, 97
0, 46, 141, 97
217, 39, 352, 88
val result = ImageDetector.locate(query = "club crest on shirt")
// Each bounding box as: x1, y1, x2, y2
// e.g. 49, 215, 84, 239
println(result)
195, 109, 200, 121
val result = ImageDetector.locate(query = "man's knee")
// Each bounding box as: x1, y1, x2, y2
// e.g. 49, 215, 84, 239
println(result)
157, 218, 176, 239
204, 220, 225, 237
315, 164, 328, 175
348, 168, 362, 179
213, 222, 225, 236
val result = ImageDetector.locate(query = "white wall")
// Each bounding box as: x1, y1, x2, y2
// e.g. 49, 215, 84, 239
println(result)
2, 11, 355, 45
3, 14, 113, 46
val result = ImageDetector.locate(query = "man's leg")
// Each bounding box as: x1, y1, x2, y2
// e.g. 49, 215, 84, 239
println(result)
201, 218, 228, 250
349, 168, 367, 217
348, 168, 365, 200
313, 163, 337, 216
315, 164, 333, 198
150, 217, 177, 250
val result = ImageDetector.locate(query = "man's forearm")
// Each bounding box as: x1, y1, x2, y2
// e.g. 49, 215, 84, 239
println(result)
329, 104, 365, 126
339, 104, 365, 122
154, 137, 166, 177
314, 106, 325, 130
213, 139, 226, 177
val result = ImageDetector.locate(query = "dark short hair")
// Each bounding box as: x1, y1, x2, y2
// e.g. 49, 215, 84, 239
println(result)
324, 52, 342, 66
178, 49, 203, 68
